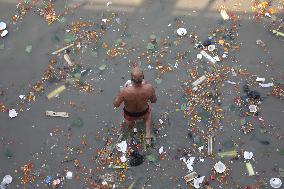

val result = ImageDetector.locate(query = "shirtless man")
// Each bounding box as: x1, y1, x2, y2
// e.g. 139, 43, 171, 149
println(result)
113, 67, 157, 145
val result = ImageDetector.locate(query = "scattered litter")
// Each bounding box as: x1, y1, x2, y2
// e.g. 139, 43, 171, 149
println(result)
270, 178, 282, 188
259, 82, 274, 87
0, 30, 8, 38
245, 162, 255, 176
196, 53, 202, 59
25, 45, 32, 53
47, 85, 66, 100
220, 9, 229, 20
180, 157, 195, 172
256, 39, 266, 47
63, 54, 74, 66
271, 30, 284, 38
192, 75, 206, 87
193, 176, 205, 189
66, 171, 73, 180
51, 44, 75, 55
184, 172, 198, 184
46, 111, 69, 118
249, 105, 257, 113
256, 77, 265, 82
207, 45, 215, 52
159, 146, 164, 154
0, 175, 12, 189
207, 136, 213, 155
19, 95, 25, 99
177, 28, 187, 36
244, 151, 254, 160
116, 141, 127, 153
214, 161, 226, 173
218, 150, 238, 158
200, 50, 217, 64
8, 109, 18, 118
0, 22, 6, 30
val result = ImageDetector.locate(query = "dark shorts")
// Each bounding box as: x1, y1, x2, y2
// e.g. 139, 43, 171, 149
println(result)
123, 106, 151, 121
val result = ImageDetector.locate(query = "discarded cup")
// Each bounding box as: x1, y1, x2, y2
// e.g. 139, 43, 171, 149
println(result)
9, 109, 18, 118
1, 175, 12, 186
66, 171, 73, 179
1, 30, 8, 38
270, 178, 282, 188
208, 45, 215, 52
177, 28, 187, 36
214, 161, 226, 173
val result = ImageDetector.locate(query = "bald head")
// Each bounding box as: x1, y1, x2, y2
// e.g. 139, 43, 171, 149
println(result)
131, 67, 144, 84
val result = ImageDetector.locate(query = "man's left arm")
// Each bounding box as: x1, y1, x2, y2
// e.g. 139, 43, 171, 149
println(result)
113, 90, 124, 108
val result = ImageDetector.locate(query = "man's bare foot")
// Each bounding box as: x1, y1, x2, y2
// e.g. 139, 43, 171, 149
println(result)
145, 135, 153, 146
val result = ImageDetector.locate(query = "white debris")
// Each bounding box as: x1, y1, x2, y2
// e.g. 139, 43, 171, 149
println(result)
106, 1, 112, 6
66, 171, 73, 179
197, 146, 204, 152
196, 54, 202, 59
1, 175, 12, 189
244, 151, 254, 160
19, 95, 25, 99
116, 141, 127, 153
120, 155, 127, 163
214, 161, 226, 173
208, 45, 215, 52
159, 146, 164, 154
180, 157, 195, 172
226, 81, 236, 85
148, 65, 153, 69
256, 77, 265, 82
8, 109, 18, 118
270, 178, 282, 188
249, 105, 257, 113
0, 22, 6, 30
192, 75, 206, 87
220, 9, 229, 20
193, 176, 205, 188
200, 50, 217, 64
1, 30, 8, 38
259, 82, 273, 87
102, 19, 107, 23
177, 28, 187, 36
158, 119, 163, 124
213, 55, 220, 62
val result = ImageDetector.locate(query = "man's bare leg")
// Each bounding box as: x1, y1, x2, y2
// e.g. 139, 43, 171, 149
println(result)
144, 113, 153, 145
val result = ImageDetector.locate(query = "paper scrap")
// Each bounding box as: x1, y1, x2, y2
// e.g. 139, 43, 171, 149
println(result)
116, 141, 127, 153
9, 109, 18, 118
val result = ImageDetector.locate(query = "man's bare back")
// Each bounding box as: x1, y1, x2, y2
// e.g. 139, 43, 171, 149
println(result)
121, 82, 156, 113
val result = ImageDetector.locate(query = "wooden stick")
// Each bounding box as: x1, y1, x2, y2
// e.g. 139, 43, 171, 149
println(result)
46, 111, 69, 118
52, 44, 75, 55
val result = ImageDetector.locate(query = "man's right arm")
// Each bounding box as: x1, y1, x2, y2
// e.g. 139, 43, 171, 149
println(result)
149, 86, 157, 103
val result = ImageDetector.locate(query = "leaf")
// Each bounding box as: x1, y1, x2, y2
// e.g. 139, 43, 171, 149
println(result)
64, 33, 76, 43
147, 43, 155, 50
25, 45, 32, 53
146, 154, 156, 163
240, 118, 246, 125
0, 43, 4, 50
70, 116, 84, 128
99, 64, 107, 71
155, 78, 162, 84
